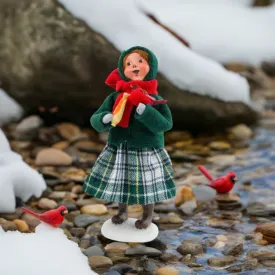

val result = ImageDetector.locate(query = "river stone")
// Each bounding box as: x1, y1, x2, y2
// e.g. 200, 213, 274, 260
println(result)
35, 148, 73, 166
84, 246, 105, 257
160, 253, 179, 263
14, 115, 43, 140
105, 242, 130, 253
226, 264, 243, 273
80, 204, 108, 215
38, 198, 57, 209
244, 258, 258, 270
125, 245, 162, 257
176, 240, 204, 256
104, 271, 121, 275
56, 122, 81, 140
70, 227, 85, 238
228, 124, 252, 140
247, 250, 275, 261
223, 242, 243, 256
13, 219, 29, 233
74, 214, 100, 227
255, 222, 275, 243
109, 263, 133, 274
156, 267, 179, 275
0, 208, 23, 221
140, 256, 157, 273
208, 256, 237, 267
145, 239, 167, 251
209, 141, 231, 150
57, 201, 77, 212
1, 221, 17, 232
88, 256, 113, 269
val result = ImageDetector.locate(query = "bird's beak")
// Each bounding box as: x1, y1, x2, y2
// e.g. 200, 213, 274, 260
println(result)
234, 177, 238, 181
64, 209, 68, 214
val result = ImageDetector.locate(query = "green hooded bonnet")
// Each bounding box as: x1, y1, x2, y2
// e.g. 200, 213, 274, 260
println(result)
118, 46, 158, 81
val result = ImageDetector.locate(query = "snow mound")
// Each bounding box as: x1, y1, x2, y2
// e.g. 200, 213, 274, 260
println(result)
0, 88, 23, 127
0, 129, 46, 213
0, 223, 98, 275
58, 0, 250, 104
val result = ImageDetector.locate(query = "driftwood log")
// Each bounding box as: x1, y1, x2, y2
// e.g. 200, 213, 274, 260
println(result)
0, 0, 259, 132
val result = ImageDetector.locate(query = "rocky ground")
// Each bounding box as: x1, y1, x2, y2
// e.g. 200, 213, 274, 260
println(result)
2, 111, 275, 275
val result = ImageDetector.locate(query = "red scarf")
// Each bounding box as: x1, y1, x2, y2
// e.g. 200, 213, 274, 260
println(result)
105, 69, 158, 128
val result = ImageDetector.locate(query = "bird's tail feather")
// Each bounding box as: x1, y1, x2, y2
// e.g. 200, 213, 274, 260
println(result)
198, 165, 214, 182
21, 207, 40, 218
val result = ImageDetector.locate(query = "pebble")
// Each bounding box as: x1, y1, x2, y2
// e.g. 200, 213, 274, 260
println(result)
74, 214, 100, 228
214, 241, 226, 249
104, 271, 121, 275
228, 124, 252, 140
80, 235, 100, 249
52, 141, 70, 150
22, 213, 40, 227
154, 215, 184, 225
88, 256, 113, 269
125, 245, 162, 257
140, 256, 156, 273
109, 256, 130, 264
76, 197, 108, 207
223, 242, 243, 256
203, 238, 217, 247
35, 148, 72, 166
109, 263, 133, 274
1, 221, 18, 231
208, 256, 237, 267
14, 115, 43, 140
247, 250, 275, 261
176, 240, 204, 256
209, 141, 231, 150
57, 201, 77, 212
56, 122, 81, 140
175, 186, 195, 207
244, 258, 258, 270
70, 227, 85, 238
207, 218, 237, 229
226, 264, 243, 273
84, 246, 105, 257
216, 235, 228, 242
105, 242, 130, 253
13, 219, 29, 232
156, 267, 179, 275
0, 208, 23, 221
206, 155, 236, 167
72, 185, 83, 194
145, 238, 167, 251
80, 204, 108, 215
255, 221, 275, 243
160, 253, 179, 263
38, 198, 57, 209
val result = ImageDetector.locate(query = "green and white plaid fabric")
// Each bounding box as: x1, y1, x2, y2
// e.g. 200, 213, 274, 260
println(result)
83, 142, 176, 205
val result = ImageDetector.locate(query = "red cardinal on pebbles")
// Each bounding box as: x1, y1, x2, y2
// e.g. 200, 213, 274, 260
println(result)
198, 165, 237, 193
22, 205, 68, 228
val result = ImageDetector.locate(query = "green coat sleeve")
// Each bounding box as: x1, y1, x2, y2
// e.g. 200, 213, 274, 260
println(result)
90, 92, 117, 132
134, 95, 173, 133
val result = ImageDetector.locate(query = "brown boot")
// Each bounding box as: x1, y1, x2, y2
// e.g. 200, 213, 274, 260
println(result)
135, 204, 154, 229
111, 203, 128, 224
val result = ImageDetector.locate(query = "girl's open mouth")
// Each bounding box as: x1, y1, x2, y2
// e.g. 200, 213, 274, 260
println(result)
133, 70, 140, 74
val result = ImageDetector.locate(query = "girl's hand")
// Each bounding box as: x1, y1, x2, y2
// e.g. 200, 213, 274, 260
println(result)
102, 113, 113, 124
136, 103, 146, 115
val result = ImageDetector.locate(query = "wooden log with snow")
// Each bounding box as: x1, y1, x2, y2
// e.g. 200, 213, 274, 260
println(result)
0, 0, 258, 132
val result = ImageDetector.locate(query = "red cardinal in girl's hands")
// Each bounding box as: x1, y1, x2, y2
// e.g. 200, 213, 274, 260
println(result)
198, 165, 237, 193
22, 205, 68, 227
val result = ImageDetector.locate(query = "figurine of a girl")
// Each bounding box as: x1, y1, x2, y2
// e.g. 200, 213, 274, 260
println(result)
83, 46, 176, 229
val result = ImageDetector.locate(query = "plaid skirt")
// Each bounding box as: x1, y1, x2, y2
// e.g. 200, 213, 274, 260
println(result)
83, 142, 176, 205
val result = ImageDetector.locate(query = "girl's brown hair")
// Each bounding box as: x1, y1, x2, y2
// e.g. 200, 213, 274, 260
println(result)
123, 50, 149, 69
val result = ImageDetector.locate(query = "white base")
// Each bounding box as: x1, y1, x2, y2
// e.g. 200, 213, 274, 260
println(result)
101, 218, 159, 243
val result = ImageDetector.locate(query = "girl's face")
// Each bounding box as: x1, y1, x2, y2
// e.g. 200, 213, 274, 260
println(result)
124, 53, 150, 81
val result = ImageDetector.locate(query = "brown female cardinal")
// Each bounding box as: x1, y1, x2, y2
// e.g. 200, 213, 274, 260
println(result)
22, 205, 68, 228
198, 165, 237, 193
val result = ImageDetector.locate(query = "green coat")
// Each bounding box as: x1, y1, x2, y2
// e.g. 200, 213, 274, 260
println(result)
90, 92, 173, 149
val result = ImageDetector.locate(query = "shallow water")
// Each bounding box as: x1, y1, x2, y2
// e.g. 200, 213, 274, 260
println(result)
159, 126, 275, 274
